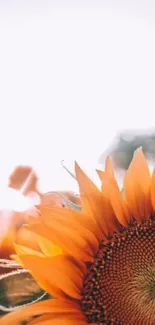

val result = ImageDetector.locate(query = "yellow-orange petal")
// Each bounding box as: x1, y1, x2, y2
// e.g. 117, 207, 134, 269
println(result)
27, 222, 94, 262
75, 162, 112, 237
11, 253, 23, 266
46, 220, 98, 257
37, 236, 63, 257
18, 254, 85, 299
123, 148, 152, 222
14, 243, 44, 257
11, 243, 44, 267
15, 226, 40, 251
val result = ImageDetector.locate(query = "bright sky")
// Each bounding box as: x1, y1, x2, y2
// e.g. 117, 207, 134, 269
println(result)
0, 0, 155, 195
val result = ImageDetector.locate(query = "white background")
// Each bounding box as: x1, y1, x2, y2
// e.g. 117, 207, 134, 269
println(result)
0, 0, 155, 193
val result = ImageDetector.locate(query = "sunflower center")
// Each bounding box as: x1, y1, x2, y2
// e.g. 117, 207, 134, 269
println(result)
81, 219, 155, 325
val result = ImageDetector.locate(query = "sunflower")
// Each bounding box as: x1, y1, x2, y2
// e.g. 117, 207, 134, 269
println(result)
2, 148, 155, 325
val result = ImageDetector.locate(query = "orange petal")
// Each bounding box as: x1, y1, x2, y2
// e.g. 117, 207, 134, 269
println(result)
0, 299, 57, 325
99, 171, 130, 227
96, 169, 104, 182
97, 162, 129, 228
75, 162, 112, 237
38, 206, 99, 254
28, 300, 87, 325
0, 299, 84, 325
151, 167, 155, 211
105, 156, 115, 178
28, 315, 53, 325
18, 254, 85, 299
97, 157, 114, 182
123, 148, 152, 222
38, 205, 101, 240
29, 315, 88, 325
27, 222, 94, 262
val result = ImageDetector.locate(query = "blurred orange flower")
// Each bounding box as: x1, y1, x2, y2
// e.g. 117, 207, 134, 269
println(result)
40, 191, 80, 207
0, 165, 80, 273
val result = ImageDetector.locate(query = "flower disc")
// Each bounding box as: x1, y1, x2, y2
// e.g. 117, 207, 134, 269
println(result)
82, 219, 155, 325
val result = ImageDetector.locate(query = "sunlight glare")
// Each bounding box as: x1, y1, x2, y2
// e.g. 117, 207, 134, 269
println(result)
0, 188, 39, 212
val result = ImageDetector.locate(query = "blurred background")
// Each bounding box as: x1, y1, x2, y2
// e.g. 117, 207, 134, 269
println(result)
0, 0, 155, 195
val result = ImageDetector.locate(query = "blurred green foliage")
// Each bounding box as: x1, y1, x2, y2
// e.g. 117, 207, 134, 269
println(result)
99, 129, 155, 170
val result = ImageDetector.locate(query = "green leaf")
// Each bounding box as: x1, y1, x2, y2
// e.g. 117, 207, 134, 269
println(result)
61, 160, 77, 181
